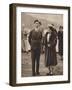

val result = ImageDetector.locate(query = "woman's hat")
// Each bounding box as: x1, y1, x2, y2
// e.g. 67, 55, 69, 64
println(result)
48, 24, 53, 28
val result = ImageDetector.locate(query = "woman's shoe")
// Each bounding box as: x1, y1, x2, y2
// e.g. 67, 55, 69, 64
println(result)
46, 71, 54, 76
36, 72, 40, 76
50, 71, 54, 76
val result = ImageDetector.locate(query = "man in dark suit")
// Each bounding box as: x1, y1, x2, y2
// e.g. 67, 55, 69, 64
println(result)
28, 20, 42, 76
58, 26, 63, 60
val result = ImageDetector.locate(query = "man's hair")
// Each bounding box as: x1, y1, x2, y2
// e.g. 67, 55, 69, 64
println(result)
34, 19, 41, 25
39, 21, 42, 25
34, 19, 39, 23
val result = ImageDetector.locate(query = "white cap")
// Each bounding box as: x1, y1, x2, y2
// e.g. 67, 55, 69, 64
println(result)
48, 24, 53, 27
48, 24, 55, 28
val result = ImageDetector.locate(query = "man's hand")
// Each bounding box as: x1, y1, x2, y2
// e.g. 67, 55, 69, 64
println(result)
48, 44, 50, 47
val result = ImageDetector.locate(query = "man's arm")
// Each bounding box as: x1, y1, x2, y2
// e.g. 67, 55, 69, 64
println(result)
28, 30, 32, 46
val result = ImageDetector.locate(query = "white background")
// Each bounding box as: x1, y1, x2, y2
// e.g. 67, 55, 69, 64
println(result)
0, 0, 72, 90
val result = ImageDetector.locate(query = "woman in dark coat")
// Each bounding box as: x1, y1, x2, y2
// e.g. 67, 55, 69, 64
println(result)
44, 25, 57, 75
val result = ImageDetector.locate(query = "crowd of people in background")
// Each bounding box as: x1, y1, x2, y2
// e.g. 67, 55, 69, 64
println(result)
21, 19, 63, 76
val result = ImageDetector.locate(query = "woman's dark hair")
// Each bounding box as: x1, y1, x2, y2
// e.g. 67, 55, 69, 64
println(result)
49, 26, 54, 32
49, 26, 57, 36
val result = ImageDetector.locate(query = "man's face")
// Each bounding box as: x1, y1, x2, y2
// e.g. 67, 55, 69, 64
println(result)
35, 22, 39, 28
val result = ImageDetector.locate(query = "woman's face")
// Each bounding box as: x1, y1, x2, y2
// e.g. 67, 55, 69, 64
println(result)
48, 27, 51, 33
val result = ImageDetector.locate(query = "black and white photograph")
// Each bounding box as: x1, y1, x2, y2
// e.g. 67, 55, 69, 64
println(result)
21, 13, 63, 77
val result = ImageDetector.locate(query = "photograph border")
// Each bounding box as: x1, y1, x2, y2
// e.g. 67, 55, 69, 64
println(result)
9, 3, 70, 86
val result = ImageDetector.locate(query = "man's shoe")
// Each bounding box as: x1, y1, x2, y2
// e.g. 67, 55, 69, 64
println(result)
46, 73, 51, 75
36, 72, 40, 76
32, 73, 36, 76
